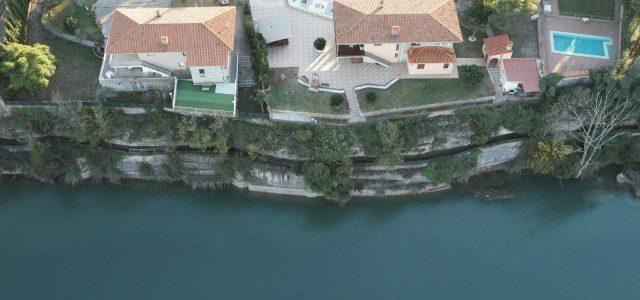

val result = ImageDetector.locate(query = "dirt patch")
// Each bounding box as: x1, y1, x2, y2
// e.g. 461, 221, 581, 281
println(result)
497, 16, 540, 58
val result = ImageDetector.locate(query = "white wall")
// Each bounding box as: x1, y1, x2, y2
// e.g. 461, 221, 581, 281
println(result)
407, 61, 455, 75
364, 43, 399, 62
138, 52, 188, 71
363, 42, 456, 63
190, 66, 229, 84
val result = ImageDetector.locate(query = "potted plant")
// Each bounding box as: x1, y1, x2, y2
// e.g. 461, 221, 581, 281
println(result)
314, 37, 326, 53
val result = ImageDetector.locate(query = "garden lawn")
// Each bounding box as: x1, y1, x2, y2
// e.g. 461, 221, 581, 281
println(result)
174, 80, 235, 112
268, 69, 348, 114
557, 0, 616, 20
20, 7, 101, 101
357, 69, 495, 112
454, 26, 486, 58
45, 0, 100, 41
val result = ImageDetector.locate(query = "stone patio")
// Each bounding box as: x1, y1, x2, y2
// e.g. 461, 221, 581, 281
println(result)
539, 0, 621, 77
251, 0, 459, 123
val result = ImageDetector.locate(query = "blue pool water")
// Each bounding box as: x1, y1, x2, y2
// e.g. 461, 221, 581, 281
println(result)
550, 31, 613, 59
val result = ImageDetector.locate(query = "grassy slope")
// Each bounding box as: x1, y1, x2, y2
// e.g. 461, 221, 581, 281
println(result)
357, 69, 495, 112
46, 0, 99, 41
19, 7, 101, 101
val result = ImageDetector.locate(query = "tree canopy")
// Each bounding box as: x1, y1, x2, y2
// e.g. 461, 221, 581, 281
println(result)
0, 43, 57, 94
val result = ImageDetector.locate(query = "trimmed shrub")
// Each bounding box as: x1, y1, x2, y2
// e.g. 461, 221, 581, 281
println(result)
330, 94, 345, 108
540, 72, 563, 98
63, 16, 78, 34
314, 37, 326, 51
460, 65, 485, 86
365, 91, 377, 103
138, 161, 154, 177
422, 151, 480, 184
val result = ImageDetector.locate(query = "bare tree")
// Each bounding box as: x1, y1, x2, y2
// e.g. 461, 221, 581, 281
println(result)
556, 88, 636, 178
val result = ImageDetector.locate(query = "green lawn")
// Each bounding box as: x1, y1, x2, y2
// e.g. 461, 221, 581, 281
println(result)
268, 71, 348, 114
18, 6, 101, 101
44, 0, 100, 41
454, 24, 487, 58
557, 0, 616, 20
174, 80, 235, 112
357, 69, 495, 112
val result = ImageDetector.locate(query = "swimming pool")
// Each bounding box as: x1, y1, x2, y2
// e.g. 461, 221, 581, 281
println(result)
550, 31, 613, 59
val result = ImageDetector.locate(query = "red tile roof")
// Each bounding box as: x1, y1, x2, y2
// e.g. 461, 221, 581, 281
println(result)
106, 7, 236, 67
503, 58, 540, 93
333, 0, 463, 44
483, 34, 512, 56
407, 46, 456, 63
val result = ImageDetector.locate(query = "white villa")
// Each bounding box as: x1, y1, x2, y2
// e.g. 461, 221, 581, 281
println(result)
99, 7, 239, 115
333, 0, 463, 75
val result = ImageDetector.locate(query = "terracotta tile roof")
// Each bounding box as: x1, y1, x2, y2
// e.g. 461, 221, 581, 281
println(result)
407, 46, 456, 63
503, 58, 540, 93
483, 34, 512, 56
333, 0, 462, 44
106, 7, 236, 67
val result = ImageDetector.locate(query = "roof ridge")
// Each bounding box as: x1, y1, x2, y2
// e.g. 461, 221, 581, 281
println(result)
107, 10, 142, 53
428, 2, 463, 42
202, 8, 235, 49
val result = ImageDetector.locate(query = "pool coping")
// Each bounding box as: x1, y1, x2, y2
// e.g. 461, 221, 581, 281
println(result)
549, 30, 613, 60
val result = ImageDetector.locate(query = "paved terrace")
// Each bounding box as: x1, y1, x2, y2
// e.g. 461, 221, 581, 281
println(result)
251, 0, 458, 123
539, 0, 621, 77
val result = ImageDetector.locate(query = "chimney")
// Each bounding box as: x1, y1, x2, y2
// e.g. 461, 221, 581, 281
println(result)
160, 36, 169, 45
391, 25, 400, 38
507, 41, 513, 51
379, 0, 384, 7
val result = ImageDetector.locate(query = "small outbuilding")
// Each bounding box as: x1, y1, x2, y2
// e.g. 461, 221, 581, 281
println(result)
406, 46, 457, 75
500, 58, 541, 96
483, 34, 513, 68
254, 15, 292, 47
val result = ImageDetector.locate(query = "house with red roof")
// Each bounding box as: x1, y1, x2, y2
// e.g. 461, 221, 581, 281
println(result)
332, 0, 463, 75
483, 34, 513, 68
99, 7, 238, 115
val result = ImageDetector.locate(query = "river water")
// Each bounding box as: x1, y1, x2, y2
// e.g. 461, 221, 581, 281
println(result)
1, 176, 639, 299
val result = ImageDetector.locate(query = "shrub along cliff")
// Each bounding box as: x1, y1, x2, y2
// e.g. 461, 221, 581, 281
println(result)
1, 63, 640, 204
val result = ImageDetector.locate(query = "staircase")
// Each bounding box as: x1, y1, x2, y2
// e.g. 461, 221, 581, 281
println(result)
140, 61, 173, 77
487, 67, 502, 92
488, 67, 501, 84
237, 55, 255, 87
364, 52, 392, 67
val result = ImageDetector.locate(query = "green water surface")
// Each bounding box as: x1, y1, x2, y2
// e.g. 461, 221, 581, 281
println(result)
1, 176, 639, 299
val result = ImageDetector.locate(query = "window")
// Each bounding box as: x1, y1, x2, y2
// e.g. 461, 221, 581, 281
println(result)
396, 44, 400, 50
199, 69, 205, 77
394, 53, 399, 58
411, 43, 420, 47
417, 64, 425, 69
374, 44, 382, 46
444, 63, 449, 69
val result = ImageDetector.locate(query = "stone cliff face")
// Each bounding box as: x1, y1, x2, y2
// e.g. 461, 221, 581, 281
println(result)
98, 140, 522, 198
0, 132, 523, 198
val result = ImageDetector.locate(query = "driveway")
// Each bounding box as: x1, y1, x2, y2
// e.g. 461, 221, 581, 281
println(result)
93, 0, 172, 37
